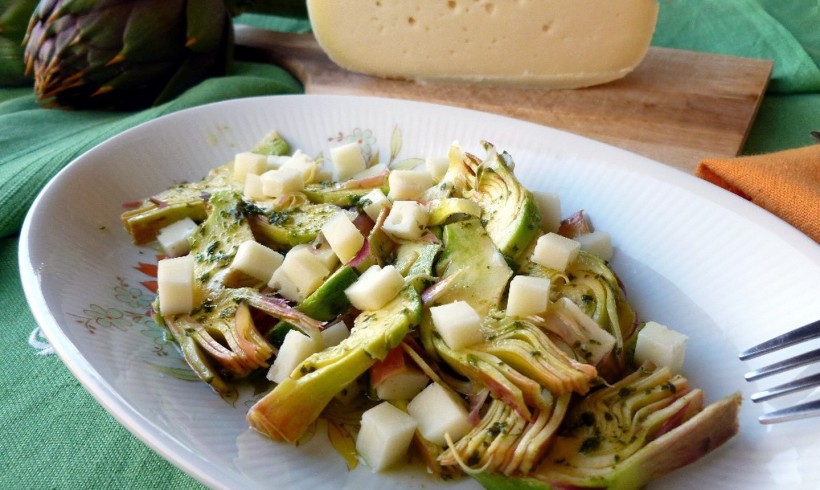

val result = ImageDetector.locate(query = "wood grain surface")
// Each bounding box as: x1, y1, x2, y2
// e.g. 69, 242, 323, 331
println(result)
234, 27, 773, 173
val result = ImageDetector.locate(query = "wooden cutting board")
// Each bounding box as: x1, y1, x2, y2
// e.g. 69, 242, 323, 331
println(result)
234, 26, 773, 173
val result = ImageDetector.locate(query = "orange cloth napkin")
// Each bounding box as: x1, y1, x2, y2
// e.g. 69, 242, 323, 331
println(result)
695, 144, 820, 243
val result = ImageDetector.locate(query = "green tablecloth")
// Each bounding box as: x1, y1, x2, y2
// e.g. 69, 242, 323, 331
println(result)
1, 1, 817, 488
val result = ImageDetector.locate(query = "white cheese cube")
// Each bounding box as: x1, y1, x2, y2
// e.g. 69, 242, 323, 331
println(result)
375, 368, 429, 402
268, 266, 304, 302
230, 240, 284, 283
388, 169, 435, 200
321, 212, 365, 264
533, 191, 561, 233
243, 173, 266, 201
575, 231, 614, 261
279, 245, 331, 299
261, 166, 304, 198
430, 301, 484, 350
634, 321, 688, 374
356, 401, 418, 472
330, 141, 367, 181
382, 200, 430, 241
425, 156, 449, 183
233, 151, 267, 183
506, 275, 551, 317
157, 255, 195, 315
281, 150, 319, 184
531, 232, 581, 272
267, 329, 322, 384
312, 242, 340, 270
345, 264, 405, 311
407, 382, 471, 446
320, 321, 350, 348
360, 188, 391, 222
156, 217, 197, 258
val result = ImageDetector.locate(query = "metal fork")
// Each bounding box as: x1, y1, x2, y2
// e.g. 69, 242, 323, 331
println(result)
739, 319, 820, 424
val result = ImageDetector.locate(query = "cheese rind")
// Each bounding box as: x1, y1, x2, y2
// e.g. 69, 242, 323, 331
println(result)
307, 0, 659, 88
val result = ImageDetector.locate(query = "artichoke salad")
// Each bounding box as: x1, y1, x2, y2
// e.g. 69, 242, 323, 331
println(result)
121, 131, 740, 488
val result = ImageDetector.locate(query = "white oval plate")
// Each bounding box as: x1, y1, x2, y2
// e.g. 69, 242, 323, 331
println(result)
20, 95, 820, 489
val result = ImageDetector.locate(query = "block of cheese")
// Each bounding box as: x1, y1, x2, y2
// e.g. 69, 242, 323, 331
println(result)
307, 0, 659, 88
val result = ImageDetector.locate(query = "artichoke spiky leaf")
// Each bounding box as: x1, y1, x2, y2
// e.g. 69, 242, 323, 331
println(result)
473, 363, 742, 490
23, 0, 233, 109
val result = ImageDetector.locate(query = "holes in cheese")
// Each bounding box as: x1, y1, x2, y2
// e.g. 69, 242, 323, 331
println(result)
430, 301, 484, 350
356, 401, 418, 472
157, 255, 195, 315
344, 264, 405, 311
506, 275, 551, 317
530, 232, 580, 272
307, 0, 659, 88
407, 382, 471, 447
321, 212, 365, 264
382, 200, 430, 241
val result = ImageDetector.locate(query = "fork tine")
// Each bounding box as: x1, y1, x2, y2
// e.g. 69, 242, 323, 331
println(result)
738, 319, 820, 361
750, 372, 820, 403
745, 346, 820, 381
760, 399, 820, 424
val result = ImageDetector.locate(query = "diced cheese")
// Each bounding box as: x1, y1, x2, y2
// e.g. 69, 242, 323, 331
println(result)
312, 241, 340, 270
157, 255, 196, 315
330, 141, 367, 181
375, 368, 429, 402
360, 188, 391, 221
243, 173, 266, 201
268, 266, 303, 302
278, 244, 331, 299
156, 217, 197, 257
634, 321, 688, 374
575, 231, 614, 261
230, 240, 284, 283
261, 166, 304, 198
320, 321, 350, 348
532, 191, 561, 233
280, 150, 319, 184
425, 156, 449, 183
344, 264, 405, 311
531, 232, 581, 272
388, 169, 435, 201
356, 401, 418, 472
430, 301, 484, 350
506, 275, 550, 317
382, 200, 429, 241
321, 212, 365, 263
307, 0, 659, 88
407, 382, 471, 446
267, 329, 322, 384
233, 151, 267, 183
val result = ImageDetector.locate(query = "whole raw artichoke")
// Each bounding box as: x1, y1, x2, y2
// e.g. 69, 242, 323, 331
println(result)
24, 0, 233, 109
